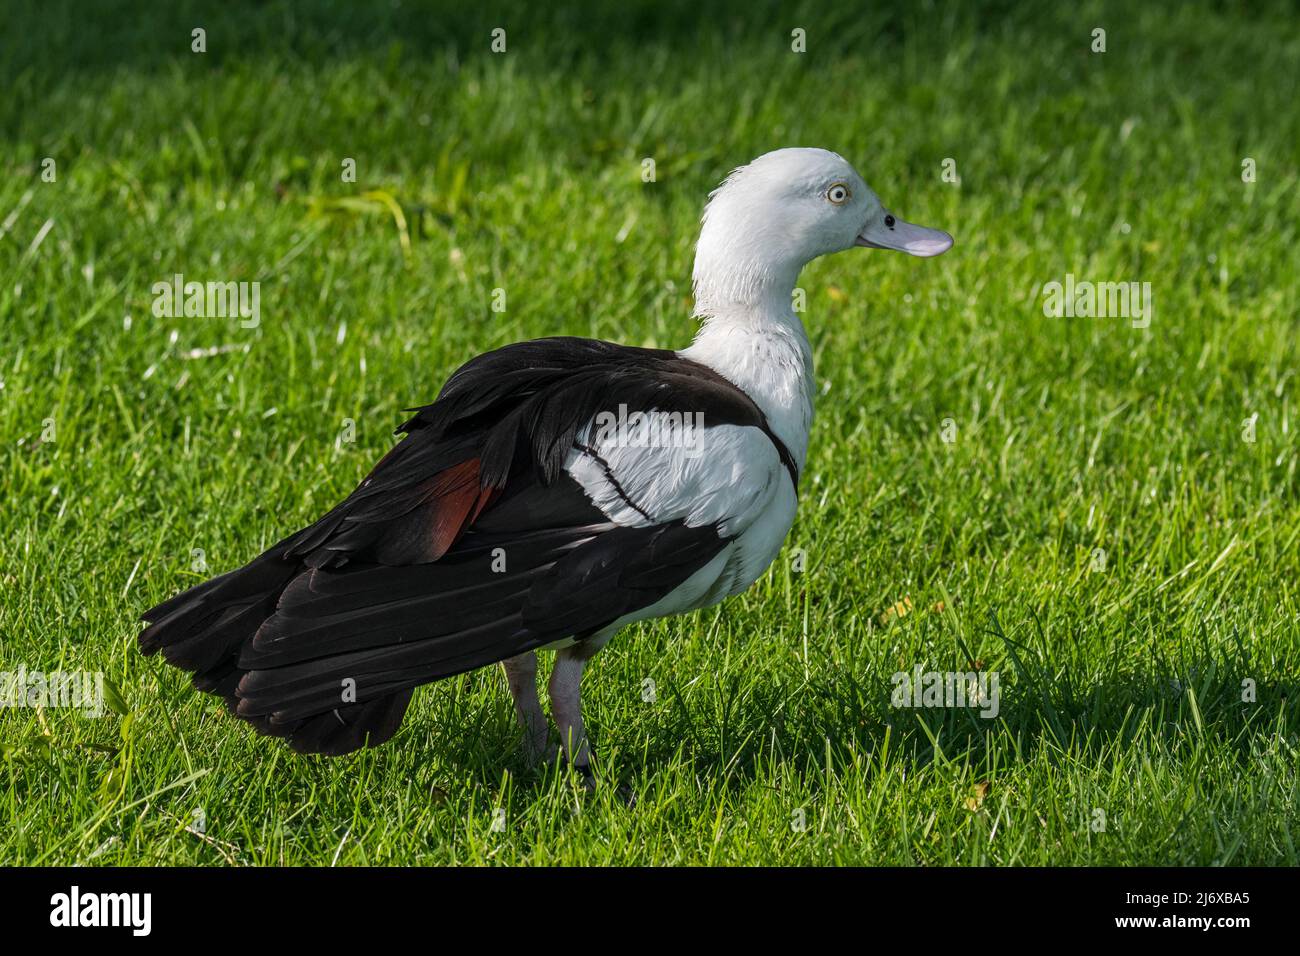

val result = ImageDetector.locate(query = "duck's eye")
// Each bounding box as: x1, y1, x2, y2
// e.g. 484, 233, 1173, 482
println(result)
827, 183, 851, 205
884, 214, 896, 228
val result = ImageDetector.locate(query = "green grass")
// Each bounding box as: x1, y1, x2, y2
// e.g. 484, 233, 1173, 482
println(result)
2, 0, 1298, 865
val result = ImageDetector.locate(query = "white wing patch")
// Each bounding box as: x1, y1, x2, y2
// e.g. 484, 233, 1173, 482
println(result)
561, 410, 799, 632
565, 413, 782, 536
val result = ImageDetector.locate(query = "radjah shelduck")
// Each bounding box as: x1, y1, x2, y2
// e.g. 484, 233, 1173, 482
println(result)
139, 148, 953, 778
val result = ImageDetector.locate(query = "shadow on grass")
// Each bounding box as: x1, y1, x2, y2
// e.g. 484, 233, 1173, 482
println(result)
649, 663, 1294, 788
9, 0, 1039, 91
14, 0, 885, 67
378, 645, 1295, 801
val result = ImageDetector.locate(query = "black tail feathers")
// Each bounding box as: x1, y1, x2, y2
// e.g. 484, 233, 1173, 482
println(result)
138, 551, 414, 756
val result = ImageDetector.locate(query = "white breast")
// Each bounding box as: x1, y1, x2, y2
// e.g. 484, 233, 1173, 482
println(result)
678, 314, 815, 479
697, 477, 798, 606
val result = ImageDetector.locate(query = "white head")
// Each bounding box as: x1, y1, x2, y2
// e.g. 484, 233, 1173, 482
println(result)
692, 147, 953, 316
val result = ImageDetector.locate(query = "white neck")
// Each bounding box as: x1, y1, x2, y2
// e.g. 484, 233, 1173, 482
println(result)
679, 252, 815, 472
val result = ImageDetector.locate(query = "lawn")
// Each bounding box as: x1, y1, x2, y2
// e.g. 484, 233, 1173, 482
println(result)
1, 0, 1297, 865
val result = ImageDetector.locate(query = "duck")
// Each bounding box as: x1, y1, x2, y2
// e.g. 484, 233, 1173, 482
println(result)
138, 147, 953, 776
